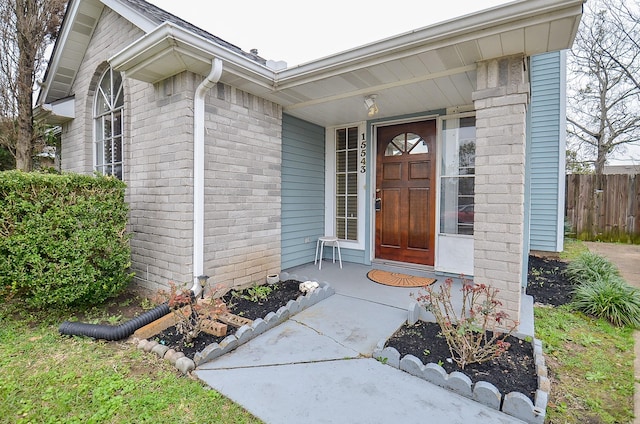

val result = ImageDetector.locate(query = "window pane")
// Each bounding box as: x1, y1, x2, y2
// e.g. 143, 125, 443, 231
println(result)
347, 173, 357, 194
336, 219, 346, 239
95, 140, 104, 166
100, 71, 112, 105
113, 136, 122, 162
336, 129, 346, 151
347, 150, 357, 172
347, 127, 358, 150
336, 196, 345, 216
440, 116, 476, 236
408, 133, 428, 154
336, 151, 346, 172
113, 72, 124, 107
347, 195, 357, 217
113, 111, 122, 136
346, 218, 357, 240
96, 92, 109, 115
94, 119, 103, 142
336, 174, 346, 195
114, 164, 123, 180
385, 142, 402, 156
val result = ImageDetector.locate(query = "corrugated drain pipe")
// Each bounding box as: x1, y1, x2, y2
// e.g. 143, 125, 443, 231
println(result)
59, 302, 170, 341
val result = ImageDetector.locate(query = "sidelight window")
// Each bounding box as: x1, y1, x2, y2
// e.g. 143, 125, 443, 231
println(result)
440, 115, 475, 235
335, 126, 359, 241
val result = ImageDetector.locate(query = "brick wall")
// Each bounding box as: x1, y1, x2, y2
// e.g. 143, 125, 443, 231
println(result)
202, 84, 283, 289
59, 7, 283, 293
472, 55, 530, 323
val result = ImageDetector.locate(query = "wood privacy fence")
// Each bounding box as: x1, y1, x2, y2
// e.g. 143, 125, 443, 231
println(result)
565, 174, 640, 243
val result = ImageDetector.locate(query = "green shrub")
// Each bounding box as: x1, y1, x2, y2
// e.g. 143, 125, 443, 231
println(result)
571, 276, 640, 328
0, 171, 133, 308
564, 251, 620, 284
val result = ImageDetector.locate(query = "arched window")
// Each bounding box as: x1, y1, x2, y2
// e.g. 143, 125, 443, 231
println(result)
94, 68, 124, 179
384, 132, 429, 156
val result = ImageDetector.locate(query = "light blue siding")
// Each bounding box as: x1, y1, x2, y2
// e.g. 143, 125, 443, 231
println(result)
528, 51, 566, 252
281, 114, 325, 269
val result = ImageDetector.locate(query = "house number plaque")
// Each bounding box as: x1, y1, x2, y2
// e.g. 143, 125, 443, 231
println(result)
360, 133, 366, 173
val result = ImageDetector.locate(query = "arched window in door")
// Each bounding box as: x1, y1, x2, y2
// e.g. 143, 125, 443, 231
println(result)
384, 132, 429, 156
94, 68, 124, 179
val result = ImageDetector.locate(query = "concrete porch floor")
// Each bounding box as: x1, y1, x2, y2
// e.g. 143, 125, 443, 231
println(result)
282, 260, 535, 337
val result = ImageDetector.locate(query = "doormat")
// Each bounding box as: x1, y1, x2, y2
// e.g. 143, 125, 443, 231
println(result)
367, 269, 436, 288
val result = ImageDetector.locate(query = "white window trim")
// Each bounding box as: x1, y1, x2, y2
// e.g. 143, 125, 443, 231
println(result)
325, 122, 366, 250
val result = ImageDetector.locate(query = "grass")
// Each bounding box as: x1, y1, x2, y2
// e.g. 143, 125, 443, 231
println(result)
560, 237, 590, 261
0, 301, 262, 424
534, 305, 635, 423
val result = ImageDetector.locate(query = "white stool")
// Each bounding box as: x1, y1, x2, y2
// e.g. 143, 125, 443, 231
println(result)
314, 236, 342, 270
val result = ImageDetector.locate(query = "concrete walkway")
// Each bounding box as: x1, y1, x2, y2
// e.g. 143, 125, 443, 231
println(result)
584, 242, 640, 424
195, 293, 525, 423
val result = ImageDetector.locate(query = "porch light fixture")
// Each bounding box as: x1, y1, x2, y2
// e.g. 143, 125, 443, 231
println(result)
364, 95, 378, 117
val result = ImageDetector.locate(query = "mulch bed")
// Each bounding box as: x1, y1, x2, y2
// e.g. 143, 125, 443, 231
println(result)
153, 280, 304, 359
384, 254, 573, 402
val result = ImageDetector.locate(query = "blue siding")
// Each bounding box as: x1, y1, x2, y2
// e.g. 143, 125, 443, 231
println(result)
528, 51, 566, 252
281, 114, 325, 269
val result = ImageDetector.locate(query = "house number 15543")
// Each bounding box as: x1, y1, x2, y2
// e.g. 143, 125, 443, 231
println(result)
360, 134, 366, 173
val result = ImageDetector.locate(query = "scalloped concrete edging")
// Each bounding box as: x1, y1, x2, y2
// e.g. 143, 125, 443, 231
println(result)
373, 318, 549, 424
130, 277, 335, 374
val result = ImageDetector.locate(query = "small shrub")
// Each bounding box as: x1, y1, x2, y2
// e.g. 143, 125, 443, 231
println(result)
571, 276, 640, 328
160, 282, 227, 343
414, 277, 518, 369
232, 284, 273, 303
0, 171, 133, 308
565, 251, 619, 284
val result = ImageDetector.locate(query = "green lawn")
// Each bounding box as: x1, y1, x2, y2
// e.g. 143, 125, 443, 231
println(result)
0, 305, 262, 424
535, 305, 635, 423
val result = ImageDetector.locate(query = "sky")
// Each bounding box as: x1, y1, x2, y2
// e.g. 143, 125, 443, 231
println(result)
147, 0, 639, 166
148, 0, 511, 67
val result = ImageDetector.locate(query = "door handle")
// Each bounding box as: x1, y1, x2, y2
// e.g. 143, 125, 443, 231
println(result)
375, 197, 382, 212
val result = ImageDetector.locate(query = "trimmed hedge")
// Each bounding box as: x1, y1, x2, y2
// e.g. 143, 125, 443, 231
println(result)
0, 171, 133, 308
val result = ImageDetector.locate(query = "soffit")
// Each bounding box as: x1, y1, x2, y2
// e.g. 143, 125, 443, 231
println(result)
39, 0, 104, 104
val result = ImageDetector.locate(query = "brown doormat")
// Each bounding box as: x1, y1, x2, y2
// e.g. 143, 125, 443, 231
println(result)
367, 269, 436, 288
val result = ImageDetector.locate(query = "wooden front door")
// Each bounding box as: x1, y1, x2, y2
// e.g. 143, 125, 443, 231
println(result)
375, 121, 436, 265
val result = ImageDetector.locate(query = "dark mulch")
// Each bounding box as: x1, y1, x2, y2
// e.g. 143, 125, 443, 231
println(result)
385, 321, 537, 401
153, 280, 304, 359
385, 254, 575, 402
526, 255, 574, 306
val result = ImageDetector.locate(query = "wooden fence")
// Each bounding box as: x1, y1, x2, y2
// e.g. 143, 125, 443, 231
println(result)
565, 174, 640, 243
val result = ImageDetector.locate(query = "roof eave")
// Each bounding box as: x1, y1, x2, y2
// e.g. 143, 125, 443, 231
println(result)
109, 22, 275, 88
275, 0, 584, 88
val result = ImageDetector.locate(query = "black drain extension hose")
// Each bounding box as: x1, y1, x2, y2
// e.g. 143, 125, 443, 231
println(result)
58, 303, 170, 341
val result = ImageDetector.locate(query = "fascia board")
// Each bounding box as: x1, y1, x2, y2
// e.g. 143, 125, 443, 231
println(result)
100, 0, 158, 33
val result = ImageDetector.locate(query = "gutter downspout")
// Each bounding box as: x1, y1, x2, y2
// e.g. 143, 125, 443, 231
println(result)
192, 58, 223, 295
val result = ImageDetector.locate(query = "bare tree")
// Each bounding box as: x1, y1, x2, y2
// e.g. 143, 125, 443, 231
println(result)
566, 0, 640, 177
0, 0, 65, 171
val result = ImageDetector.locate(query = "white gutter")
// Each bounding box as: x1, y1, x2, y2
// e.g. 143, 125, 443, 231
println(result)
191, 58, 223, 295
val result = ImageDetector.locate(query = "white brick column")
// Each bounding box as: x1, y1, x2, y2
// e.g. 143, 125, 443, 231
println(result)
472, 55, 530, 324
